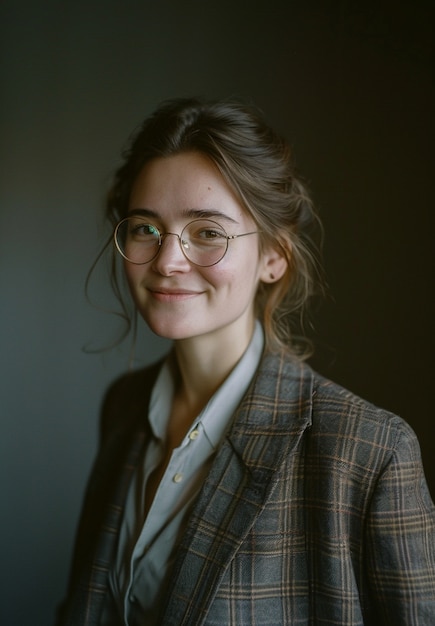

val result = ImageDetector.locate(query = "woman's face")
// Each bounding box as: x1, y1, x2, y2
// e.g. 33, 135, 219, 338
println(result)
124, 151, 280, 346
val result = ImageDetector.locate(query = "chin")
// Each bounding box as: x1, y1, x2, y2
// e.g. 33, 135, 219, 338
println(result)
144, 317, 198, 341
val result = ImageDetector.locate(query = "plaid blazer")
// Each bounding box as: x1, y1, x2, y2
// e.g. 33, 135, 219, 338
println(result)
58, 350, 435, 625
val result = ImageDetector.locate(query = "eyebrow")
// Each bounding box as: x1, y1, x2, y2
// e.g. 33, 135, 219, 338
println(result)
127, 207, 239, 224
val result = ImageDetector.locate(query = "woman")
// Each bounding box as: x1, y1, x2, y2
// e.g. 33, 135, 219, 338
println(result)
58, 98, 435, 625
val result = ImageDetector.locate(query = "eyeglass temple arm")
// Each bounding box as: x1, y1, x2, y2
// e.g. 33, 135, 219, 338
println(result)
227, 230, 260, 240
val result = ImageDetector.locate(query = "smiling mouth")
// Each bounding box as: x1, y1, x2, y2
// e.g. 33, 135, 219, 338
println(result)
148, 289, 200, 302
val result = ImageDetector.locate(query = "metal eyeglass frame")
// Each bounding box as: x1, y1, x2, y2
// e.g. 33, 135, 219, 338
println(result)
113, 217, 260, 267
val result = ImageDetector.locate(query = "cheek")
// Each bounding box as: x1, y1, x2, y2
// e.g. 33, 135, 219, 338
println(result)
202, 257, 240, 285
204, 256, 260, 294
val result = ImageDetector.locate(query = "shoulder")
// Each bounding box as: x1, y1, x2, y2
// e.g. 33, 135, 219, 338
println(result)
99, 358, 164, 442
103, 358, 163, 404
259, 350, 421, 471
312, 368, 416, 448
306, 363, 423, 483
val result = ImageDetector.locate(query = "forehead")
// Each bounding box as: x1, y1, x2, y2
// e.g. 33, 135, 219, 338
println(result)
128, 151, 249, 224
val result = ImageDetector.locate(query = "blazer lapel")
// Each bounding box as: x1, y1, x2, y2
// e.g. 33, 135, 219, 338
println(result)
161, 351, 314, 626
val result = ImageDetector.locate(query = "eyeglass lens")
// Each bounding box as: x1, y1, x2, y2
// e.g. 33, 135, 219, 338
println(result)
114, 217, 230, 267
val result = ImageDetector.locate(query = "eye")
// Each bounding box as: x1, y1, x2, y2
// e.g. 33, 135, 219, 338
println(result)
198, 228, 226, 240
187, 220, 227, 242
129, 222, 160, 238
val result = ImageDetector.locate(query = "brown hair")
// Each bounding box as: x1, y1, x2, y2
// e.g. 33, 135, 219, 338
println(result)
106, 97, 323, 355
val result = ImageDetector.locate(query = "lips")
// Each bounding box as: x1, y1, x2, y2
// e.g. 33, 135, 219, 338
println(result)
148, 287, 201, 302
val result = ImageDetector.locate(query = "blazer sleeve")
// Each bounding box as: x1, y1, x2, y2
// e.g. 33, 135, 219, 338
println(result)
364, 417, 435, 623
56, 362, 161, 625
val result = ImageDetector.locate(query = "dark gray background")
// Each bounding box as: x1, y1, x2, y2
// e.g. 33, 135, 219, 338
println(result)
1, 1, 434, 624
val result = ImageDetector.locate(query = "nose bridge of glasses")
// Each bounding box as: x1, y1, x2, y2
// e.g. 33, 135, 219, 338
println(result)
160, 230, 190, 255
161, 230, 180, 241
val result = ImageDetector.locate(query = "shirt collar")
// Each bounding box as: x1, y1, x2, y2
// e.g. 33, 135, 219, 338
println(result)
148, 321, 264, 447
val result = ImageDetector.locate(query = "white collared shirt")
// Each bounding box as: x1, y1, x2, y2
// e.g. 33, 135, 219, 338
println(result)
103, 322, 264, 626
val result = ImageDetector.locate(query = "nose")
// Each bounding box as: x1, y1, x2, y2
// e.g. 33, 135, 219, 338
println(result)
151, 232, 191, 275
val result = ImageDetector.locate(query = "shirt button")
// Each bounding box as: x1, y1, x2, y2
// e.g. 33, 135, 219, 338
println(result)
173, 473, 183, 483
189, 429, 200, 440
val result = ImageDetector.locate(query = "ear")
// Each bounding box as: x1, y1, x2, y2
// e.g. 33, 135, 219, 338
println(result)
259, 246, 288, 283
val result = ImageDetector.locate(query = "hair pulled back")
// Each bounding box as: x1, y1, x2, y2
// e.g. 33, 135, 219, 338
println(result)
106, 97, 322, 355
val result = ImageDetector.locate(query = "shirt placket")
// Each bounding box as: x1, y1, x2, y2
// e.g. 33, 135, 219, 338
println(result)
124, 423, 203, 624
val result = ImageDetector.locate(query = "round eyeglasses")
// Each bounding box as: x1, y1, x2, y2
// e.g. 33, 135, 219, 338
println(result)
114, 216, 260, 267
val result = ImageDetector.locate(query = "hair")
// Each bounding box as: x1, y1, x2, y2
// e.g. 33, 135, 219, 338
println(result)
105, 97, 323, 356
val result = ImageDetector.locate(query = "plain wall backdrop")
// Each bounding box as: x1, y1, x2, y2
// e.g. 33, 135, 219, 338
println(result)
1, 1, 434, 624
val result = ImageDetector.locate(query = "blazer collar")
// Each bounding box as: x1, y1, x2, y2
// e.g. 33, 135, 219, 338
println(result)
161, 350, 314, 625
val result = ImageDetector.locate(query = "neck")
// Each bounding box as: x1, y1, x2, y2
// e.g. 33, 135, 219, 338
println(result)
172, 320, 256, 414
